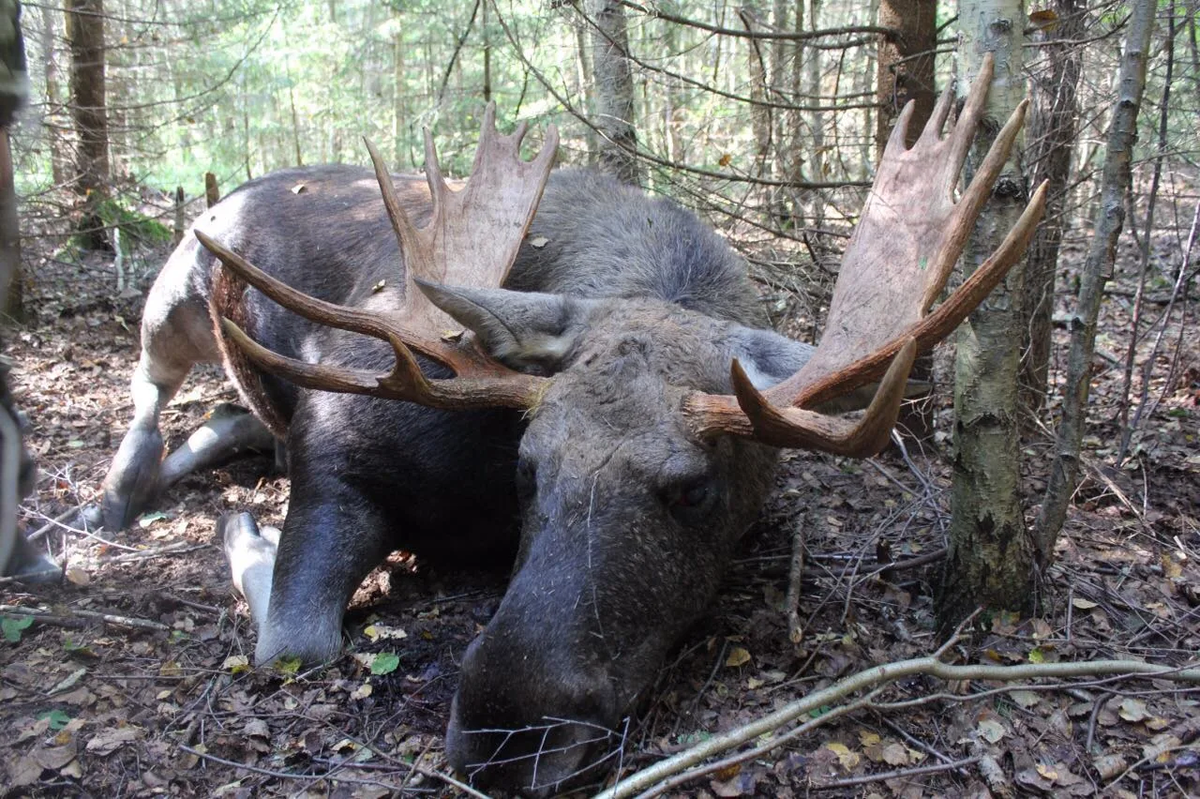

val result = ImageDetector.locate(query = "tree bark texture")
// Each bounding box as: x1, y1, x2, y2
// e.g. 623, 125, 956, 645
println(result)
1033, 0, 1156, 563
1, 0, 24, 319
1020, 0, 1083, 411
587, 0, 640, 186
876, 0, 937, 440
875, 0, 937, 155
940, 0, 1034, 629
65, 0, 110, 251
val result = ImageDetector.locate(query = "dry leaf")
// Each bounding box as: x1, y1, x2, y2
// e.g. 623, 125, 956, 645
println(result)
87, 725, 142, 756
725, 646, 751, 668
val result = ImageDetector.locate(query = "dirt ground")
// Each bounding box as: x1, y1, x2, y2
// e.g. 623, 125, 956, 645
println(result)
2, 230, 1199, 798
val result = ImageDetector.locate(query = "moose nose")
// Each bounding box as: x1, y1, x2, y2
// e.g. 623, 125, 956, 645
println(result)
446, 634, 622, 795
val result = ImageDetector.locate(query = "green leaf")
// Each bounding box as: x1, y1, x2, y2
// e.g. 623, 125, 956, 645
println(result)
2, 615, 34, 643
274, 656, 302, 676
39, 709, 72, 731
370, 652, 400, 676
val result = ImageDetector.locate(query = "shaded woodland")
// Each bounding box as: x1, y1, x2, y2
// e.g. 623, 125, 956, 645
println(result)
2, 0, 1199, 796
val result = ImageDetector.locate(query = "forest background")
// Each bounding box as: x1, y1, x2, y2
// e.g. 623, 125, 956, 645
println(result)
7, 0, 1200, 647
0, 1, 1198, 794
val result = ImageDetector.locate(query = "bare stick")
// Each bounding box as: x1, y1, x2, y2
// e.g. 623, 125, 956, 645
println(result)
785, 516, 806, 644
817, 756, 980, 790
595, 655, 1200, 798
0, 603, 169, 631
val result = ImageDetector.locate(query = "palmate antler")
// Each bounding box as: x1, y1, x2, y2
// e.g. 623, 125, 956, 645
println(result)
200, 104, 559, 411
682, 53, 1048, 454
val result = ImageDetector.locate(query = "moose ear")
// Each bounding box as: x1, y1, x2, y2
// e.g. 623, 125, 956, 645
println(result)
415, 279, 592, 374
728, 326, 930, 412
726, 326, 816, 391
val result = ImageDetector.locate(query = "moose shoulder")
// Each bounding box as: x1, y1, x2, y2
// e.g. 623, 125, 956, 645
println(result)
105, 57, 1044, 797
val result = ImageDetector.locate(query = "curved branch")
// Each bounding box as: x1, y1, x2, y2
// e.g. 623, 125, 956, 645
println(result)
596, 655, 1200, 798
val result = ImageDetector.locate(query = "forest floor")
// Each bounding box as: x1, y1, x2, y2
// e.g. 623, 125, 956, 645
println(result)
1, 229, 1198, 798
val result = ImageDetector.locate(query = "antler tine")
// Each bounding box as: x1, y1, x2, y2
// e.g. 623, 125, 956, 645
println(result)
945, 54, 995, 184
204, 232, 550, 410
365, 138, 426, 276
728, 339, 917, 455
920, 81, 956, 147
220, 317, 547, 411
198, 230, 448, 369
683, 53, 1047, 452
920, 98, 1029, 314
422, 123, 450, 217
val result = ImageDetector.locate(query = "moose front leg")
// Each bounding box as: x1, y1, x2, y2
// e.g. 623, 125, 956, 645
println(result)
223, 474, 392, 666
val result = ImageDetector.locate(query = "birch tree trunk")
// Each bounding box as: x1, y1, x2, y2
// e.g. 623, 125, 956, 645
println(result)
587, 0, 640, 186
939, 0, 1034, 628
1034, 0, 1157, 563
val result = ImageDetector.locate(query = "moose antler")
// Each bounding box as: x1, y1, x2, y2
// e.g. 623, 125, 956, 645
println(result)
683, 54, 1048, 454
202, 103, 559, 411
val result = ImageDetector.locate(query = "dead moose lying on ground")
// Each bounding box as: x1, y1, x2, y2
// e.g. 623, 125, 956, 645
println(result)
98, 58, 1045, 794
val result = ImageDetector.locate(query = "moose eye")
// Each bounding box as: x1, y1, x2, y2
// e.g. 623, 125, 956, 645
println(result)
664, 479, 715, 516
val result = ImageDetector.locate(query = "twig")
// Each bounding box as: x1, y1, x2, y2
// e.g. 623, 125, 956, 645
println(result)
814, 756, 980, 789
785, 515, 806, 644
595, 654, 1200, 798
179, 744, 402, 790
104, 542, 208, 563
0, 602, 169, 631
24, 507, 83, 543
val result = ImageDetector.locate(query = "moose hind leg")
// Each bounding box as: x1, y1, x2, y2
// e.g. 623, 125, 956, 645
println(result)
160, 403, 277, 487
101, 352, 191, 530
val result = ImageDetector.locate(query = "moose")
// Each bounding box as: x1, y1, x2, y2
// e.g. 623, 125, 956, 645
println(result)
101, 58, 1044, 794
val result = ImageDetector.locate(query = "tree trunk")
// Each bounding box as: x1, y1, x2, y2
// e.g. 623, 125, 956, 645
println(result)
587, 0, 640, 186
40, 3, 67, 186
65, 0, 110, 252
1033, 0, 1157, 564
805, 0, 824, 225
939, 0, 1034, 629
392, 8, 406, 166
875, 0, 937, 154
1020, 0, 1083, 411
0, 0, 25, 320
876, 0, 937, 440
574, 14, 598, 167
743, 2, 771, 198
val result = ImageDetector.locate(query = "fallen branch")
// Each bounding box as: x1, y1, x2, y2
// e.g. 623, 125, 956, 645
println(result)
103, 542, 208, 563
595, 654, 1200, 798
0, 602, 169, 631
816, 755, 979, 790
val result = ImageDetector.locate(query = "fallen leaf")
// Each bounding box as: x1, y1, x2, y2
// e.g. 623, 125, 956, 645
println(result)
1118, 697, 1150, 722
245, 719, 269, 739
87, 725, 142, 756
725, 647, 751, 668
1093, 753, 1127, 779
824, 742, 860, 771
977, 717, 1007, 743
1010, 689, 1041, 708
